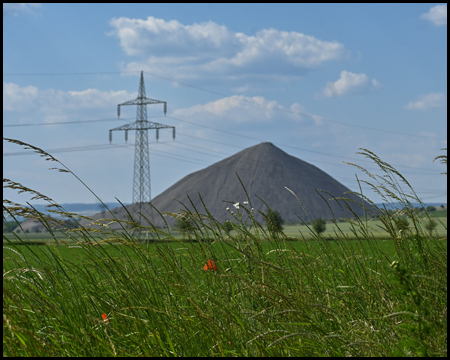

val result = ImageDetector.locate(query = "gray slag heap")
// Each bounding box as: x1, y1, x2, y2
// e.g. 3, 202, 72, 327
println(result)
83, 142, 373, 229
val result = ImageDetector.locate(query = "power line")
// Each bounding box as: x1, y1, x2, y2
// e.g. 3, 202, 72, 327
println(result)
175, 131, 243, 150
161, 138, 417, 175
4, 113, 442, 174
3, 117, 135, 127
3, 70, 446, 141
3, 137, 440, 176
165, 140, 230, 157
164, 116, 440, 174
3, 116, 171, 127
3, 138, 446, 197
3, 72, 445, 177
160, 141, 443, 178
3, 142, 132, 156
9, 113, 356, 159
116, 140, 435, 192
135, 141, 448, 195
3, 112, 443, 173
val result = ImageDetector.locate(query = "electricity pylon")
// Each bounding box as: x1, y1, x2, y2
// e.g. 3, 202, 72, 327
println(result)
109, 71, 175, 225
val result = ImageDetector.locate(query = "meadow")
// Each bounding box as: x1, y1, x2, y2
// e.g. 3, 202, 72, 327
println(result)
3, 138, 447, 356
4, 211, 447, 244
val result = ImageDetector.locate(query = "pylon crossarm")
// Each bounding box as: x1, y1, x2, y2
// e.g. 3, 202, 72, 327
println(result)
110, 123, 138, 132
118, 99, 167, 118
110, 121, 174, 132
119, 98, 166, 106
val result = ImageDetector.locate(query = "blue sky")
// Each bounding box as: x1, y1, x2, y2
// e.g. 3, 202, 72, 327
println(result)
3, 3, 447, 208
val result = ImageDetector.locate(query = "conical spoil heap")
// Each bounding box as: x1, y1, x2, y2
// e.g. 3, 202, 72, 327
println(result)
82, 142, 374, 229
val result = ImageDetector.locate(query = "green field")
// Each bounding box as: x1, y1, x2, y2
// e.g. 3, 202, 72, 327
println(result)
3, 143, 447, 356
4, 237, 413, 266
4, 227, 447, 357
282, 214, 447, 239
3, 210, 448, 357
3, 207, 447, 244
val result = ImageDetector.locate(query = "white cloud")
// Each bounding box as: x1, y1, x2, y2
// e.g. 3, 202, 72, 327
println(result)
66, 88, 133, 109
173, 95, 283, 123
3, 82, 134, 122
321, 71, 380, 98
3, 3, 40, 17
3, 83, 39, 111
421, 4, 447, 26
109, 16, 345, 81
172, 95, 310, 125
404, 92, 447, 110
2, 83, 320, 130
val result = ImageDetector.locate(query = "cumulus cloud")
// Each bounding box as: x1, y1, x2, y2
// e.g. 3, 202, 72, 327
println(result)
3, 83, 38, 111
404, 92, 447, 110
109, 16, 345, 81
3, 3, 40, 17
421, 4, 447, 26
3, 82, 134, 122
321, 70, 380, 98
173, 96, 285, 123
3, 83, 321, 130
171, 95, 320, 127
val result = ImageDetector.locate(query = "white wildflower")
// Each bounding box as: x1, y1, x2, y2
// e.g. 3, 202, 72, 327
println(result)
226, 207, 230, 211
233, 202, 240, 209
243, 201, 248, 205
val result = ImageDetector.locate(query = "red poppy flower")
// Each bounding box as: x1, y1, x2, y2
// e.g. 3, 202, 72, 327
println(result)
102, 313, 109, 322
204, 259, 218, 271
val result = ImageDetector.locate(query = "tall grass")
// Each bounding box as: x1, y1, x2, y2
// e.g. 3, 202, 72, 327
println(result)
3, 138, 447, 357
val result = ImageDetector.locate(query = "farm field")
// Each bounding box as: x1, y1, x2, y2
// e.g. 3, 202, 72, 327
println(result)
5, 237, 431, 268
4, 228, 447, 356
283, 215, 447, 239
3, 141, 447, 356
3, 209, 447, 245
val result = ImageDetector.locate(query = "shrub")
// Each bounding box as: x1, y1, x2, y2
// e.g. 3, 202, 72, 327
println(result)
223, 220, 233, 235
265, 209, 284, 233
175, 214, 194, 234
423, 218, 437, 236
394, 217, 409, 231
311, 217, 326, 235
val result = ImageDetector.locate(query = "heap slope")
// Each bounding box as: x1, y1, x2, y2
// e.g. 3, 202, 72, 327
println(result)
81, 142, 374, 229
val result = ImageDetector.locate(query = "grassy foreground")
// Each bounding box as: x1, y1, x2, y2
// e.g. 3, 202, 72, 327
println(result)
3, 138, 447, 356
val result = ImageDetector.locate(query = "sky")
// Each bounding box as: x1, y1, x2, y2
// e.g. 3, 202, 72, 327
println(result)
3, 3, 447, 209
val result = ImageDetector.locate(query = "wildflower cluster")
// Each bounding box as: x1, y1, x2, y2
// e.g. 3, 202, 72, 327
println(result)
226, 201, 253, 216
203, 259, 218, 271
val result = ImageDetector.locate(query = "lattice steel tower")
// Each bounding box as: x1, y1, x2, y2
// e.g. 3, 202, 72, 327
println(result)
109, 71, 175, 211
